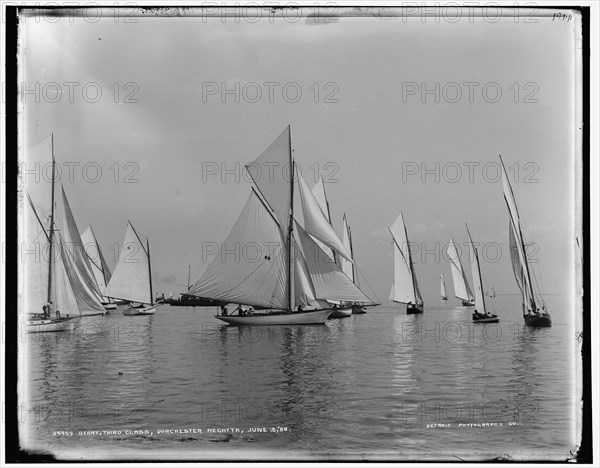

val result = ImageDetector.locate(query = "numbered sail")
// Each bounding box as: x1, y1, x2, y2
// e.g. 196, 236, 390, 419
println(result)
466, 226, 487, 314
440, 273, 447, 299
446, 238, 474, 302
104, 222, 152, 305
389, 213, 416, 304
80, 225, 113, 302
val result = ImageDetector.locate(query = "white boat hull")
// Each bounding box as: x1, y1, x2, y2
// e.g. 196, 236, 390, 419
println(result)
25, 317, 77, 334
216, 309, 332, 325
123, 306, 156, 316
329, 307, 352, 318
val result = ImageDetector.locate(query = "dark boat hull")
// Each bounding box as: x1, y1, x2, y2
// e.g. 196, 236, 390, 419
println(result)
462, 300, 475, 306
524, 314, 552, 327
473, 313, 500, 323
406, 305, 424, 315
216, 308, 332, 325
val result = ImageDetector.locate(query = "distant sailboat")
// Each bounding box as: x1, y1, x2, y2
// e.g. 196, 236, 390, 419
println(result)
23, 135, 80, 333
466, 225, 499, 323
189, 126, 369, 325
488, 285, 496, 298
104, 221, 156, 315
500, 156, 551, 327
389, 212, 424, 314
440, 273, 448, 300
446, 238, 475, 306
80, 225, 117, 310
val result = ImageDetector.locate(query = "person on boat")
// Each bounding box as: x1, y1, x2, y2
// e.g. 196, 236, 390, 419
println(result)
45, 301, 53, 318
247, 307, 254, 316
55, 310, 61, 320
332, 304, 338, 310
297, 305, 304, 312
220, 305, 228, 316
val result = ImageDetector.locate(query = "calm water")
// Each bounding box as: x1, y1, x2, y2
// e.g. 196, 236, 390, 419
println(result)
19, 294, 578, 461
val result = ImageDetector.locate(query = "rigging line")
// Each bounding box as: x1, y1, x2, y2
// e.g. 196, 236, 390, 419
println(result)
351, 251, 380, 303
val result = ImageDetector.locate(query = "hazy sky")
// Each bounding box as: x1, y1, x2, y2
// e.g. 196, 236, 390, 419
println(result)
19, 9, 580, 304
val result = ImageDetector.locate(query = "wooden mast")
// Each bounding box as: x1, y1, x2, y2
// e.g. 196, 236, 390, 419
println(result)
46, 134, 55, 304
147, 237, 153, 306
287, 126, 295, 312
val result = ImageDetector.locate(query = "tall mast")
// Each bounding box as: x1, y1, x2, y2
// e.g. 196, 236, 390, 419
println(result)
46, 134, 56, 303
147, 238, 154, 305
323, 182, 337, 264
402, 212, 419, 302
287, 126, 295, 312
466, 224, 486, 313
187, 264, 191, 291
346, 215, 356, 285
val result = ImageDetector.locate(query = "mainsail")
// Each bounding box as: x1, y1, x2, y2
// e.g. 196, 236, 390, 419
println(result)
80, 225, 113, 302
56, 186, 106, 314
309, 176, 336, 262
501, 156, 541, 315
22, 135, 80, 317
389, 212, 420, 304
294, 222, 370, 303
446, 238, 474, 302
466, 225, 487, 314
104, 222, 153, 305
440, 273, 447, 299
298, 173, 353, 262
189, 189, 289, 309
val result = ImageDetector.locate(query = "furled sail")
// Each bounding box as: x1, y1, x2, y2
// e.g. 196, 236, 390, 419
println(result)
56, 186, 105, 314
104, 222, 152, 305
389, 213, 417, 304
466, 227, 487, 314
340, 215, 354, 281
440, 273, 447, 299
298, 173, 353, 262
188, 189, 289, 309
294, 222, 370, 303
80, 225, 113, 302
446, 238, 474, 302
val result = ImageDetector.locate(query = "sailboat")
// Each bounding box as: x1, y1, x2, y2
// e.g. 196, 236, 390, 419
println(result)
188, 126, 369, 325
440, 272, 448, 300
466, 225, 499, 323
167, 265, 222, 307
488, 285, 496, 298
446, 238, 475, 306
500, 156, 551, 327
104, 221, 156, 315
80, 225, 117, 310
23, 135, 80, 333
309, 177, 350, 318
389, 212, 424, 314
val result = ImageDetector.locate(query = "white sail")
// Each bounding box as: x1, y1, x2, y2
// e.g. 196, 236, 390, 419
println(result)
340, 215, 354, 281
189, 189, 289, 309
245, 126, 293, 236
446, 238, 474, 302
80, 225, 113, 302
56, 186, 106, 314
298, 173, 353, 263
440, 273, 447, 299
389, 213, 416, 304
466, 226, 487, 314
104, 222, 153, 305
490, 285, 496, 297
294, 222, 370, 303
501, 157, 538, 313
309, 176, 336, 263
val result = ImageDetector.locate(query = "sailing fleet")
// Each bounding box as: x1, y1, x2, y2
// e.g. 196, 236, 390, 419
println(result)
20, 128, 553, 331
